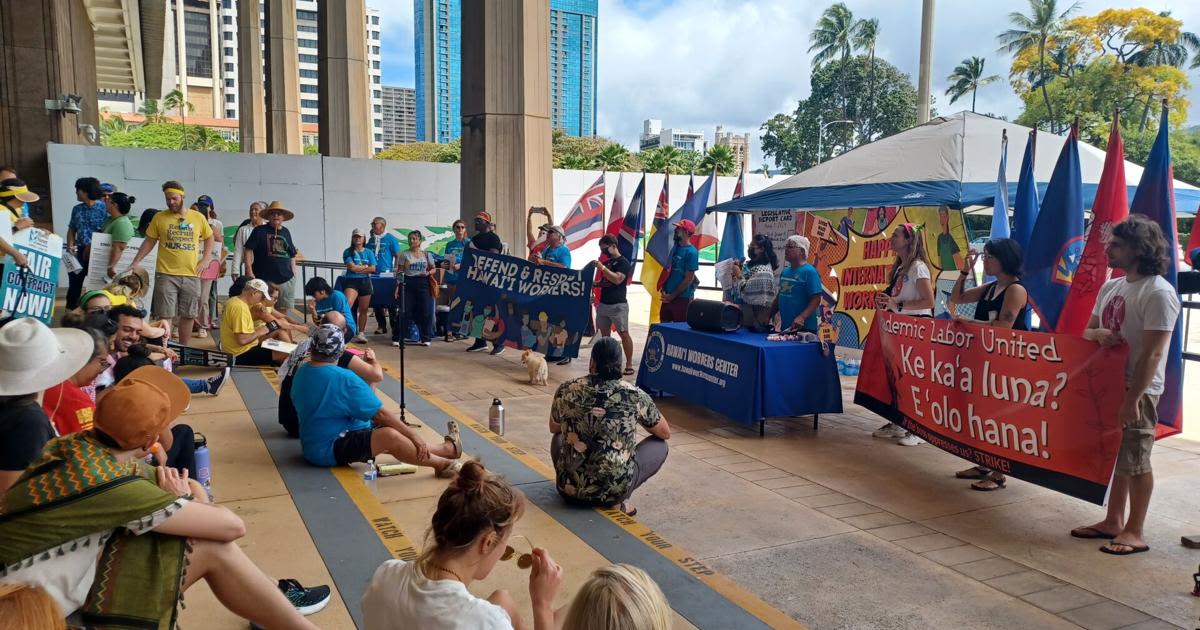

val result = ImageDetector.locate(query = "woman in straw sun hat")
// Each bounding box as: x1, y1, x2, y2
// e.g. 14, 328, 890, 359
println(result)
0, 318, 94, 493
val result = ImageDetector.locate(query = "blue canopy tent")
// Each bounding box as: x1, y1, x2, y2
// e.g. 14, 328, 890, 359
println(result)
712, 112, 1199, 215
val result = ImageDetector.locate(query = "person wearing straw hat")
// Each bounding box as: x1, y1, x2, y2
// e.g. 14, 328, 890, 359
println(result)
0, 365, 325, 629
244, 200, 300, 314
0, 318, 94, 493
0, 178, 39, 268
127, 181, 214, 346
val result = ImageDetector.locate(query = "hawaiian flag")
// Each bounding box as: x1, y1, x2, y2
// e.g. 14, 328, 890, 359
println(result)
606, 174, 625, 236
561, 173, 605, 250
1058, 113, 1128, 335
617, 175, 646, 282
1129, 101, 1184, 439
718, 172, 746, 263
1024, 121, 1084, 333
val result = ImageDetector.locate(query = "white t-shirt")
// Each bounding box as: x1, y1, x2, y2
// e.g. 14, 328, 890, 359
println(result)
1093, 275, 1180, 395
892, 260, 933, 316
361, 560, 513, 630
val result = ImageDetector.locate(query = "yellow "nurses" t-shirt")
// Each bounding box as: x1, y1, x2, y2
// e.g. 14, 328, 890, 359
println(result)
220, 296, 260, 356
145, 209, 213, 276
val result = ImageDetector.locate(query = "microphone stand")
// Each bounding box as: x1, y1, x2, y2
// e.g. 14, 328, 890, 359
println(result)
397, 274, 407, 421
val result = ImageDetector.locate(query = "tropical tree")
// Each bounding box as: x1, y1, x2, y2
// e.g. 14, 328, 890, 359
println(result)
700, 145, 738, 176
101, 123, 238, 152
99, 109, 130, 139
997, 0, 1081, 132
639, 146, 687, 174
558, 153, 594, 170
161, 89, 194, 149
374, 139, 461, 163
945, 57, 1002, 112
595, 143, 631, 171
809, 3, 858, 67
854, 17, 881, 137
137, 99, 166, 124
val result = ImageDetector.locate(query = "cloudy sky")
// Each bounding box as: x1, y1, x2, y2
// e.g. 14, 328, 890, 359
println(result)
374, 0, 1200, 167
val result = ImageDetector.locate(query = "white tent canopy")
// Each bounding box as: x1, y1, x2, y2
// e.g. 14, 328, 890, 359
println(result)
714, 111, 1199, 215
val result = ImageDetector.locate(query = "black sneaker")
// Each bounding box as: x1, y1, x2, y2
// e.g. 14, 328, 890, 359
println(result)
466, 339, 488, 352
555, 357, 572, 366
207, 368, 230, 396
278, 578, 331, 616
489, 345, 505, 355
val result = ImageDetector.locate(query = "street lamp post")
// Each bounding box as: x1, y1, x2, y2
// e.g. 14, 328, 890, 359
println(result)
817, 117, 854, 165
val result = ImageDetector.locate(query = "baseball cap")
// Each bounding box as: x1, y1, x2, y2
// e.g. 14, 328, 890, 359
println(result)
196, 194, 214, 208
547, 225, 565, 238
475, 211, 493, 223
786, 234, 811, 254
675, 219, 697, 234
100, 183, 116, 194
94, 366, 190, 450
245, 278, 271, 295
310, 324, 346, 362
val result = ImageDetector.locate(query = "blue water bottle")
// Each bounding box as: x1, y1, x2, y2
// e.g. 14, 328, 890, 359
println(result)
194, 433, 212, 500
836, 357, 847, 375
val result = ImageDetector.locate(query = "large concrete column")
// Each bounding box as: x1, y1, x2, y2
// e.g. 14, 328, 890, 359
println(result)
460, 0, 553, 255
317, 0, 372, 158
917, 0, 934, 124
264, 0, 302, 153
237, 0, 267, 152
0, 0, 98, 221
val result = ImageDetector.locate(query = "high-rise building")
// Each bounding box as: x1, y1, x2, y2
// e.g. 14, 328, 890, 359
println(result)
714, 125, 753, 173
381, 85, 417, 147
100, 0, 383, 154
639, 119, 704, 152
415, 0, 597, 143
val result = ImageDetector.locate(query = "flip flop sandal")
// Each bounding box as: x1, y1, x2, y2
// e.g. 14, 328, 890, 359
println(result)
1099, 542, 1150, 555
970, 478, 1006, 491
623, 367, 635, 376
444, 420, 463, 459
955, 466, 990, 480
1071, 526, 1118, 540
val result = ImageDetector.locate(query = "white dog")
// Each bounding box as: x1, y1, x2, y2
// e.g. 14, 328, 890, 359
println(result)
522, 349, 548, 386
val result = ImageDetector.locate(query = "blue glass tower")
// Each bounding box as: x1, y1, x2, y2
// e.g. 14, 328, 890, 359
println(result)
414, 0, 596, 142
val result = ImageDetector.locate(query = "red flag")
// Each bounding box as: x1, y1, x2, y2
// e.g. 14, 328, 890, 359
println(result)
732, 171, 744, 199
691, 168, 718, 251
1187, 206, 1200, 268
605, 174, 625, 236
1058, 114, 1128, 334
685, 173, 694, 202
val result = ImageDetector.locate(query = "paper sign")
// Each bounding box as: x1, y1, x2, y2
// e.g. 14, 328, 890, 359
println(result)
1, 229, 63, 323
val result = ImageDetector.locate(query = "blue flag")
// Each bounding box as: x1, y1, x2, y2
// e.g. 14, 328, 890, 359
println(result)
1012, 131, 1039, 254
990, 132, 1010, 241
718, 214, 745, 263
1024, 125, 1084, 333
645, 173, 715, 270
1129, 103, 1184, 438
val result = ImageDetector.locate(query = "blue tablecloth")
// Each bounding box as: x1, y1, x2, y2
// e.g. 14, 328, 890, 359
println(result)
636, 323, 843, 425
334, 274, 398, 308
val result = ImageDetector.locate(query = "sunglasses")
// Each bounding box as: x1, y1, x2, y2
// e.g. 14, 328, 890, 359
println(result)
500, 535, 535, 569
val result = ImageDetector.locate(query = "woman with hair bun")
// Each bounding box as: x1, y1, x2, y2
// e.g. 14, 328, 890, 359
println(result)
361, 461, 564, 630
562, 564, 672, 630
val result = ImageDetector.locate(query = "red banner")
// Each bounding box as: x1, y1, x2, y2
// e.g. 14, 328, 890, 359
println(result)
854, 312, 1129, 504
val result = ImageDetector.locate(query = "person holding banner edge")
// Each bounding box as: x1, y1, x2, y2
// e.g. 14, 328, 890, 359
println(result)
1, 178, 38, 268
1070, 216, 1180, 556
948, 238, 1030, 491
873, 223, 935, 447
101, 192, 137, 280
465, 212, 504, 352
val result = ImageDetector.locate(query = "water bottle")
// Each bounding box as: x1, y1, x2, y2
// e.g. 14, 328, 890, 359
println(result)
836, 357, 847, 375
489, 398, 505, 436
849, 359, 861, 376
194, 433, 212, 500
363, 459, 378, 482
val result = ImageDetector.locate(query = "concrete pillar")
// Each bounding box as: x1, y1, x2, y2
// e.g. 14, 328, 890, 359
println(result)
0, 0, 99, 221
264, 0, 302, 153
208, 0, 221, 118
317, 0, 372, 158
917, 0, 934, 124
237, 0, 267, 152
460, 0, 553, 255
173, 0, 188, 104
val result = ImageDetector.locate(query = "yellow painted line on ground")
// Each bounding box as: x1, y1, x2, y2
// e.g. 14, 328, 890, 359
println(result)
386, 366, 807, 630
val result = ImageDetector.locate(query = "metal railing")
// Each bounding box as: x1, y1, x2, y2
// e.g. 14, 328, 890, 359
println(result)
1183, 298, 1198, 364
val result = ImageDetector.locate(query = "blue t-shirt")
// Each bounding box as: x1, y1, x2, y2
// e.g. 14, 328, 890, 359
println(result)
292, 363, 383, 466
778, 263, 823, 332
366, 232, 402, 274
316, 290, 357, 336
443, 238, 468, 284
343, 247, 378, 279
663, 244, 700, 298
542, 244, 572, 268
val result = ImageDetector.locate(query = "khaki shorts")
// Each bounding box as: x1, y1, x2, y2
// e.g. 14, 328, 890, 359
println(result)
274, 275, 297, 314
1115, 393, 1159, 476
595, 302, 629, 333
152, 273, 201, 319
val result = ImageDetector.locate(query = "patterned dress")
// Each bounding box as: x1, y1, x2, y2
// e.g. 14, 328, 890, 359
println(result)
551, 376, 662, 505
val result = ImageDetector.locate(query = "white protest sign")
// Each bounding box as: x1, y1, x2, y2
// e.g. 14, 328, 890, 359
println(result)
85, 233, 157, 298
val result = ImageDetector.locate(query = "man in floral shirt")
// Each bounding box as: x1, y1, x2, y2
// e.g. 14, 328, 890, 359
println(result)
549, 337, 671, 515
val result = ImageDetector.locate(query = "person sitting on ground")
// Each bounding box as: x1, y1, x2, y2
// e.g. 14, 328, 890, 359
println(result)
290, 324, 464, 474
0, 582, 65, 630
278, 311, 382, 438
105, 267, 172, 342
221, 278, 292, 366
361, 461, 564, 630
549, 337, 671, 516
561, 564, 672, 630
948, 237, 1030, 491
0, 318, 93, 494
112, 346, 199, 479
730, 233, 780, 332
306, 276, 357, 337
98, 304, 226, 398
0, 366, 325, 629
42, 327, 110, 436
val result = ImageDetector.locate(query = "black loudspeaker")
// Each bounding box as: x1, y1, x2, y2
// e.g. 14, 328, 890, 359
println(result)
686, 299, 742, 333
1179, 270, 1200, 295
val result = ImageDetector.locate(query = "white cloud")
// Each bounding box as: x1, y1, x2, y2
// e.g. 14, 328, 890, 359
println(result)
370, 0, 415, 84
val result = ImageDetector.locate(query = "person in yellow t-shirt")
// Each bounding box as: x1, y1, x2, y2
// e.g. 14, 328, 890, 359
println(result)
221, 278, 292, 366
126, 181, 214, 346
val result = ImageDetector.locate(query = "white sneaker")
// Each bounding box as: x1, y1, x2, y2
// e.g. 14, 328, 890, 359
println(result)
897, 432, 924, 446
872, 423, 907, 439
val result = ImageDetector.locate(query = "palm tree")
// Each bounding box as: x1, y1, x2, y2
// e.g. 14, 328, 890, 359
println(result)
137, 99, 166, 124
595, 144, 631, 171
701, 145, 738, 176
809, 3, 857, 67
945, 57, 1002, 112
997, 0, 1080, 132
559, 153, 594, 171
853, 18, 880, 138
639, 146, 687, 174
98, 108, 131, 140
161, 89, 194, 149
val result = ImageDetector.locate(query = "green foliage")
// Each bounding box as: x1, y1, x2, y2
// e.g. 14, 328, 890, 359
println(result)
809, 3, 859, 67
595, 143, 632, 171
1109, 126, 1200, 186
101, 123, 238, 152
557, 153, 595, 170
760, 55, 918, 173
303, 144, 320, 156
700, 144, 738, 176
374, 139, 461, 163
945, 56, 1002, 112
